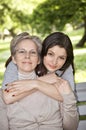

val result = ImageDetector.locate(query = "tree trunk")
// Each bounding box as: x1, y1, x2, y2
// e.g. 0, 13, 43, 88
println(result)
76, 33, 86, 47
76, 17, 86, 47
9, 28, 16, 37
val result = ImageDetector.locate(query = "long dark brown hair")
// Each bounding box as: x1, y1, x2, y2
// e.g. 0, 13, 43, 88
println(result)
36, 32, 75, 76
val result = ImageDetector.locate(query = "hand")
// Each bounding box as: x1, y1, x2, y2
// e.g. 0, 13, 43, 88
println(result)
54, 78, 72, 95
38, 73, 59, 83
5, 79, 35, 96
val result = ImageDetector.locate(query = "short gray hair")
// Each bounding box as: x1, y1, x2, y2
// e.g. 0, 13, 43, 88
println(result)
10, 32, 42, 56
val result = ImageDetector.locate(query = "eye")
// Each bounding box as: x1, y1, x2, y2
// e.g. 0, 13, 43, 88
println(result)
47, 52, 53, 56
59, 56, 66, 60
18, 50, 25, 54
31, 51, 37, 54
30, 50, 38, 56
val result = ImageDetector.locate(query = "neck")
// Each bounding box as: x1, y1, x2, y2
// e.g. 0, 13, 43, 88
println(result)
18, 71, 37, 80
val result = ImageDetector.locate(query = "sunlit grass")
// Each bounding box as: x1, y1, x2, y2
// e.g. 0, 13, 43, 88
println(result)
70, 29, 86, 83
74, 50, 86, 83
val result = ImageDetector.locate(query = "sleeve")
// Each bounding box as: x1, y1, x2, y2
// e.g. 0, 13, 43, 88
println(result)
56, 65, 75, 91
2, 61, 18, 89
60, 92, 79, 130
0, 89, 9, 130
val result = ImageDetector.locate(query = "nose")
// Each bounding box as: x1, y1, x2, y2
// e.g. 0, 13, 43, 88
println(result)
53, 58, 58, 65
25, 52, 30, 59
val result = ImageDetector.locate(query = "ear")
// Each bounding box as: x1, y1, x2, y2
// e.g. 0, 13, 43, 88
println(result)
12, 56, 17, 64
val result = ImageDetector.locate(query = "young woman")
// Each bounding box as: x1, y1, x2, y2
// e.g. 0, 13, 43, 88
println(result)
2, 32, 78, 130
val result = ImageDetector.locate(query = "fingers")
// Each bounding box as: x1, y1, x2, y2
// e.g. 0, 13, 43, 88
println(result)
4, 87, 19, 93
4, 81, 20, 92
4, 87, 21, 97
55, 78, 72, 95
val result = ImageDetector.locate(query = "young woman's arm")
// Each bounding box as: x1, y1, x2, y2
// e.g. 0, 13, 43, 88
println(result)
2, 61, 38, 104
2, 62, 74, 104
56, 65, 75, 91
2, 61, 63, 104
2, 88, 37, 104
3, 75, 63, 104
52, 77, 79, 130
60, 91, 79, 130
3, 74, 74, 105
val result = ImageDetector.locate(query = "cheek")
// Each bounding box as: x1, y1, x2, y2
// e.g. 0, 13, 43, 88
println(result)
12, 55, 23, 65
58, 60, 66, 68
62, 59, 66, 65
12, 56, 18, 64
32, 57, 40, 65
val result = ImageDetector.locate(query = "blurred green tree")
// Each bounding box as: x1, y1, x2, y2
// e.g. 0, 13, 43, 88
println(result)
0, 0, 86, 47
30, 0, 86, 47
0, 0, 40, 37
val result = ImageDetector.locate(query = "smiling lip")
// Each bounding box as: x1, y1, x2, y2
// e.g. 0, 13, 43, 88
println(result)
48, 64, 57, 69
22, 61, 32, 64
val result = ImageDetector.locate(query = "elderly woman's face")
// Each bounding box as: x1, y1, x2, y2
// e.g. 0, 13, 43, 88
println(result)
43, 45, 67, 72
12, 39, 40, 74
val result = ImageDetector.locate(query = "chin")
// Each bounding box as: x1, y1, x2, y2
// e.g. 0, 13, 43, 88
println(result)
23, 69, 32, 73
48, 70, 55, 73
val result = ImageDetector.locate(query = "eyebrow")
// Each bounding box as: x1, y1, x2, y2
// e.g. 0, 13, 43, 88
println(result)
48, 50, 67, 57
16, 48, 37, 51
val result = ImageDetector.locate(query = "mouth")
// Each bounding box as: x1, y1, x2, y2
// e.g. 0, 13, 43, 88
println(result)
48, 64, 57, 69
22, 61, 32, 64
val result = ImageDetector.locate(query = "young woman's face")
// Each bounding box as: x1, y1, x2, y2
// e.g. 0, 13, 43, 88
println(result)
12, 39, 40, 74
43, 45, 67, 73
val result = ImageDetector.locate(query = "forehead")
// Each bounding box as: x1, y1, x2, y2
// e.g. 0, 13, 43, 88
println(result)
16, 39, 37, 49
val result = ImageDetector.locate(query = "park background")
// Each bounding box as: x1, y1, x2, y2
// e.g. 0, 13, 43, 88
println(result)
0, 0, 86, 87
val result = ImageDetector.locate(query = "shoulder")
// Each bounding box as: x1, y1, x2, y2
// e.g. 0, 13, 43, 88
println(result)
6, 61, 17, 70
56, 65, 75, 91
2, 61, 18, 89
56, 65, 73, 77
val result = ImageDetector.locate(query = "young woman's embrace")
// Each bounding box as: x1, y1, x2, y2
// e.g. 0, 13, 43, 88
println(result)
2, 32, 79, 130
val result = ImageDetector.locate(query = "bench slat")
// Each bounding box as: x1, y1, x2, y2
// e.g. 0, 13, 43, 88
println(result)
75, 82, 86, 130
77, 120, 86, 130
75, 82, 86, 102
78, 105, 86, 115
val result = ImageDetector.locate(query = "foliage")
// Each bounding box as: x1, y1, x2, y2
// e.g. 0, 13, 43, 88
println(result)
30, 0, 86, 36
0, 0, 86, 39
0, 0, 28, 35
0, 0, 43, 36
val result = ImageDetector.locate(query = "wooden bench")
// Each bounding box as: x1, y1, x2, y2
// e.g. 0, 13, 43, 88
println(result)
75, 82, 86, 130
